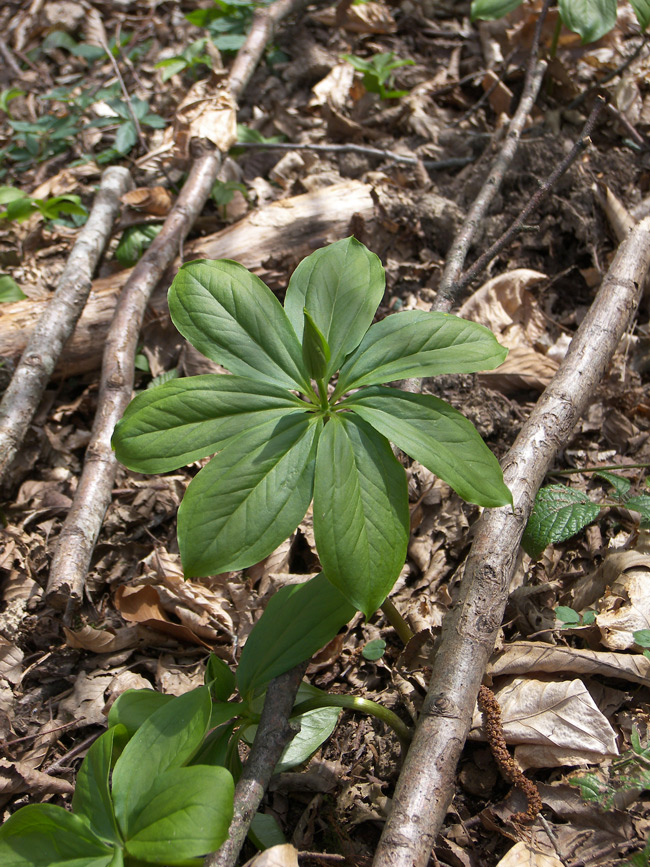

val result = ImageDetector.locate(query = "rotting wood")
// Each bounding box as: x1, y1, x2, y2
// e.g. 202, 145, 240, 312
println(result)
45, 0, 310, 612
372, 216, 650, 867
0, 166, 132, 491
0, 181, 376, 377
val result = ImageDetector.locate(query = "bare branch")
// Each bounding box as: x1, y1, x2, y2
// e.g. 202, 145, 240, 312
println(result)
204, 663, 308, 867
0, 166, 132, 491
373, 217, 650, 867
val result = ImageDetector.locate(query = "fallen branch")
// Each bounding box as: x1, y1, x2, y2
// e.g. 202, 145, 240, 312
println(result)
45, 0, 309, 611
373, 217, 650, 867
204, 663, 308, 867
0, 180, 376, 376
432, 0, 552, 314
0, 166, 132, 491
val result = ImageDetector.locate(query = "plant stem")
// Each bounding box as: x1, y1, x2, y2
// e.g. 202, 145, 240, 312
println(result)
292, 694, 412, 750
380, 598, 414, 645
316, 378, 329, 410
549, 15, 562, 59
550, 463, 650, 476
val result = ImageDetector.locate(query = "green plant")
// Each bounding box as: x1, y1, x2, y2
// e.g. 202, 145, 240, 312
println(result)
471, 0, 650, 45
554, 605, 596, 628
0, 275, 25, 302
210, 179, 248, 218
0, 186, 87, 225
154, 38, 213, 81
571, 725, 650, 810
0, 687, 234, 866
89, 97, 166, 161
0, 88, 25, 117
523, 469, 650, 558
186, 0, 270, 53
112, 237, 511, 618
115, 224, 163, 266
342, 52, 415, 99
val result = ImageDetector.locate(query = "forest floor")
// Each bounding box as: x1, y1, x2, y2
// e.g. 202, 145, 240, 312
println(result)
2, 0, 650, 865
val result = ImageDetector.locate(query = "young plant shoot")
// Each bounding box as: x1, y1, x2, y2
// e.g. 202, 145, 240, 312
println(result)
112, 237, 511, 618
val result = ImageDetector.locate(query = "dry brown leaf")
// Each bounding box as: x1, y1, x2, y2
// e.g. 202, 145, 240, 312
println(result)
58, 670, 115, 727
174, 85, 237, 159
243, 844, 300, 867
310, 63, 355, 110
0, 638, 23, 684
596, 551, 650, 650
482, 69, 514, 116
470, 677, 618, 765
0, 759, 74, 797
121, 186, 173, 216
114, 585, 212, 649
63, 623, 142, 653
495, 842, 564, 867
310, 2, 396, 33
487, 641, 650, 686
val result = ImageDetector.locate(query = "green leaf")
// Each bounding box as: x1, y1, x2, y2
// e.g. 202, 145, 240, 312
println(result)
313, 414, 409, 618
596, 471, 631, 500
625, 495, 650, 527
115, 121, 138, 155
178, 413, 321, 578
634, 629, 650, 648
559, 0, 616, 42
471, 0, 524, 19
276, 692, 339, 772
630, 0, 650, 29
302, 308, 331, 380
248, 813, 286, 851
344, 387, 512, 509
112, 374, 304, 474
107, 689, 174, 737
0, 804, 117, 867
205, 654, 236, 701
334, 310, 508, 397
168, 259, 309, 390
362, 639, 386, 660
209, 701, 243, 729
522, 485, 601, 558
115, 224, 162, 266
72, 727, 123, 845
0, 275, 26, 301
111, 687, 212, 837
237, 572, 355, 701
283, 237, 385, 379
555, 606, 581, 625
124, 765, 233, 865
0, 185, 26, 205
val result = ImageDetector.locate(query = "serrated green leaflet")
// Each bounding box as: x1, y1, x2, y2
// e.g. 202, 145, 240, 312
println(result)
313, 414, 409, 617
334, 309, 507, 397
178, 413, 321, 577
237, 572, 355, 701
470, 0, 523, 19
169, 259, 309, 390
284, 237, 384, 379
71, 727, 123, 846
596, 471, 631, 500
343, 387, 511, 508
112, 374, 303, 473
522, 485, 602, 558
123, 765, 233, 864
111, 687, 211, 837
559, 0, 616, 42
0, 805, 117, 867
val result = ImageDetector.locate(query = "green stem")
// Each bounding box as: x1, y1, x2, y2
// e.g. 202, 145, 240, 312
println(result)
551, 463, 650, 476
316, 377, 329, 411
380, 598, 414, 645
549, 15, 562, 59
292, 695, 412, 750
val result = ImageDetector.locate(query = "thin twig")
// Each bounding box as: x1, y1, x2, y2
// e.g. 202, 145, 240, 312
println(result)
232, 141, 472, 171
0, 166, 132, 491
372, 216, 650, 867
0, 34, 23, 79
456, 97, 605, 296
204, 663, 308, 867
432, 0, 552, 314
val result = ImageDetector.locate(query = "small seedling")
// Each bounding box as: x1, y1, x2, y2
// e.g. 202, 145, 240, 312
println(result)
155, 38, 213, 81
554, 605, 596, 628
523, 470, 650, 558
186, 0, 269, 53
0, 186, 87, 225
89, 97, 166, 160
342, 52, 415, 99
571, 725, 650, 811
471, 0, 649, 45
0, 88, 25, 117
210, 178, 248, 218
113, 238, 511, 617
115, 223, 163, 266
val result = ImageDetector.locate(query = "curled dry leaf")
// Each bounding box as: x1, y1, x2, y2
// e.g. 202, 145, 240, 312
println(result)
114, 584, 213, 648
243, 844, 299, 867
121, 186, 173, 216
458, 269, 559, 392
310, 2, 396, 34
174, 85, 237, 160
596, 553, 650, 650
487, 641, 650, 687
63, 623, 142, 653
310, 63, 355, 110
0, 759, 74, 797
495, 842, 564, 867
470, 677, 618, 768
